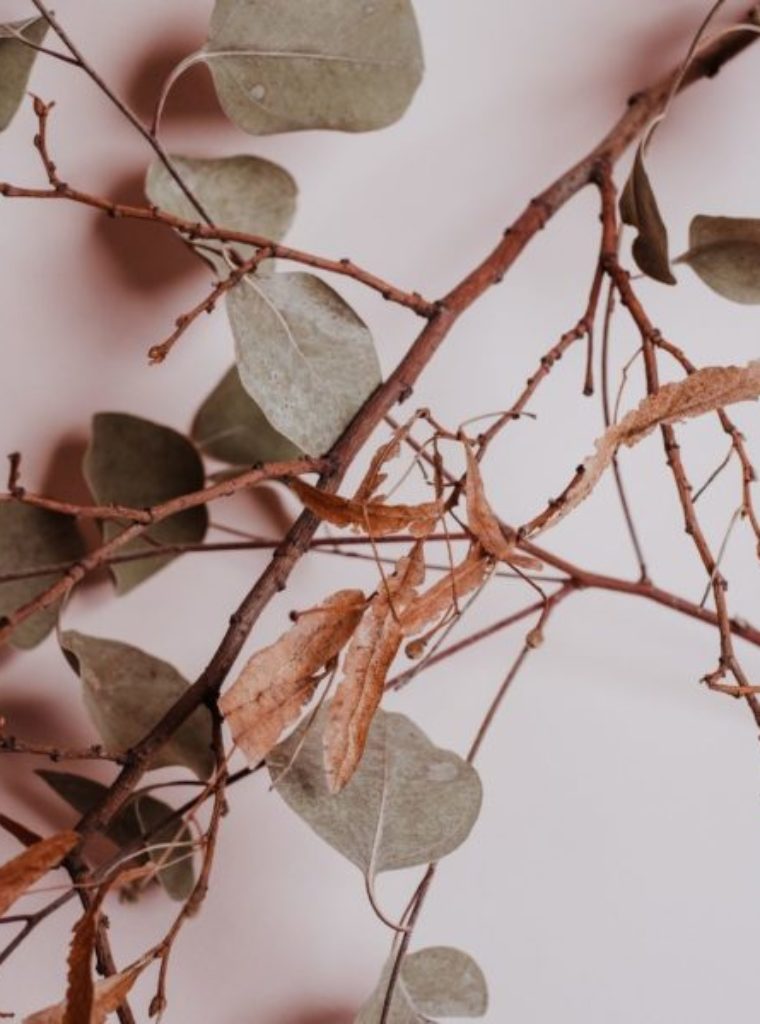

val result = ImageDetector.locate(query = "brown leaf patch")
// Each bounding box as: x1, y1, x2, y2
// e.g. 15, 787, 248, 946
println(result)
220, 589, 365, 764
0, 830, 78, 917
324, 545, 426, 793
464, 447, 542, 569
400, 547, 491, 638
290, 478, 442, 537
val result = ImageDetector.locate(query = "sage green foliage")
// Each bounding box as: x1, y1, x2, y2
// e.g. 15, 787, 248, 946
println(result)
205, 0, 424, 135
61, 629, 214, 779
356, 947, 488, 1023
83, 412, 208, 593
620, 149, 676, 285
229, 272, 382, 456
0, 503, 85, 649
37, 770, 196, 901
267, 708, 482, 876
192, 364, 301, 465
679, 214, 760, 304
0, 17, 48, 132
144, 153, 297, 271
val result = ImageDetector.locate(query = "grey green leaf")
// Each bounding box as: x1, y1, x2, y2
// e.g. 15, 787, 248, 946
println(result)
60, 630, 214, 780
267, 708, 482, 875
192, 364, 301, 464
205, 0, 424, 135
83, 412, 208, 593
228, 271, 382, 456
0, 17, 48, 132
0, 503, 85, 649
620, 149, 676, 285
145, 153, 297, 272
356, 947, 488, 1023
37, 770, 195, 901
678, 214, 760, 304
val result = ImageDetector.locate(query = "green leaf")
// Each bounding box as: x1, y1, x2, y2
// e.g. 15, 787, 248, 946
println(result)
0, 504, 85, 649
228, 272, 382, 456
60, 630, 214, 780
0, 17, 48, 132
144, 153, 297, 272
83, 413, 208, 593
356, 947, 488, 1023
37, 770, 195, 901
619, 149, 676, 285
678, 214, 760, 304
205, 0, 424, 135
267, 708, 482, 876
192, 364, 301, 465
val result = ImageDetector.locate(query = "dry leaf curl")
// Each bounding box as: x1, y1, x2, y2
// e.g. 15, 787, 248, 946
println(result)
324, 545, 425, 793
400, 547, 491, 638
289, 477, 442, 537
220, 589, 365, 763
464, 446, 542, 569
0, 830, 78, 917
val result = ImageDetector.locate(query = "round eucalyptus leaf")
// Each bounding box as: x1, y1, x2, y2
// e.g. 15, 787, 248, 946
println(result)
83, 412, 208, 593
0, 503, 85, 649
60, 629, 214, 780
228, 271, 382, 456
205, 0, 424, 135
679, 215, 760, 304
192, 364, 301, 465
0, 17, 48, 132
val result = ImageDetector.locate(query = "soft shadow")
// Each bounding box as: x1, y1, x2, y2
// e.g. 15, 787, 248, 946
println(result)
39, 434, 102, 571
615, 8, 710, 99
241, 483, 295, 538
266, 1008, 355, 1024
125, 36, 225, 128
92, 168, 201, 294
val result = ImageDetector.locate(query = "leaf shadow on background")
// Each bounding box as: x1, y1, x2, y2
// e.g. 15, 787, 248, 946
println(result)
91, 169, 200, 294
237, 483, 295, 538
39, 435, 101, 564
123, 36, 222, 127
264, 1007, 355, 1024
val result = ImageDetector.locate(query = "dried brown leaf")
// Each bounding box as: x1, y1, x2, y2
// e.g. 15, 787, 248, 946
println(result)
220, 589, 365, 764
533, 360, 760, 534
400, 547, 491, 637
23, 960, 149, 1024
352, 419, 417, 505
0, 830, 78, 917
290, 478, 441, 537
464, 447, 542, 569
63, 904, 99, 1024
324, 545, 425, 793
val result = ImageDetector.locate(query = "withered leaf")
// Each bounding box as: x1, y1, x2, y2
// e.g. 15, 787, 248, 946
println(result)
63, 903, 99, 1024
324, 546, 424, 793
532, 360, 760, 535
290, 478, 441, 538
23, 959, 149, 1024
464, 447, 542, 569
400, 547, 491, 638
268, 707, 482, 875
619, 148, 676, 285
353, 418, 417, 505
679, 214, 760, 304
219, 588, 365, 763
0, 830, 78, 917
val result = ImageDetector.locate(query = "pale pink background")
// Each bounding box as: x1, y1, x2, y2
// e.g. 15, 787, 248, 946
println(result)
2, 1, 760, 1021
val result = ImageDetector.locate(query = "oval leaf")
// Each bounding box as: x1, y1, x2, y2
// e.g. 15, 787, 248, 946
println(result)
0, 503, 86, 649
619, 149, 675, 285
356, 946, 488, 1023
192, 364, 301, 465
228, 272, 382, 455
268, 707, 482, 875
37, 770, 196, 901
205, 0, 424, 135
0, 17, 48, 132
83, 412, 208, 593
145, 153, 297, 272
679, 214, 760, 304
60, 630, 214, 780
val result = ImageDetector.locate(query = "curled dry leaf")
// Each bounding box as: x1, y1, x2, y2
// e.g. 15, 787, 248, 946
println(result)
219, 588, 365, 763
464, 447, 542, 569
400, 547, 491, 638
0, 830, 78, 917
290, 478, 441, 538
23, 959, 150, 1024
678, 214, 760, 304
352, 417, 418, 505
324, 545, 425, 793
532, 360, 760, 535
63, 902, 99, 1024
619, 148, 676, 285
